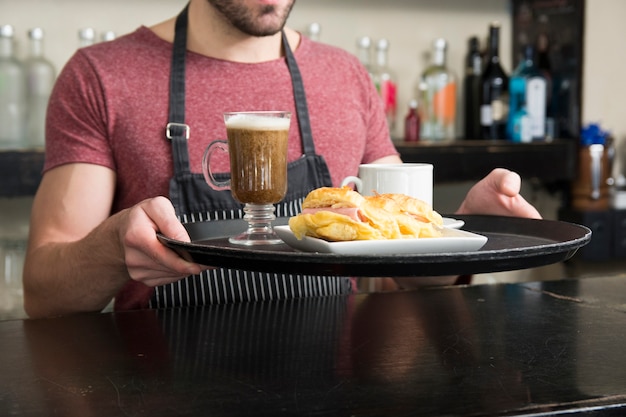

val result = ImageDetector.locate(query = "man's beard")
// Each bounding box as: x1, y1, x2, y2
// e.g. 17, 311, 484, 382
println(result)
208, 0, 295, 37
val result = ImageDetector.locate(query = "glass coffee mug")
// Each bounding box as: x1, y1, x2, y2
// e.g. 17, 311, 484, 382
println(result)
202, 111, 291, 245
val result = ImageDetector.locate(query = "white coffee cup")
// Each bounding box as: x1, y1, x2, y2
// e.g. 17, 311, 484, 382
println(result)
340, 163, 434, 206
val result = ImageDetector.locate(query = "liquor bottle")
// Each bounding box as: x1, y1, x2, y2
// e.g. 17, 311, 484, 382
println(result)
404, 99, 420, 142
506, 45, 546, 142
463, 36, 482, 140
0, 25, 27, 147
100, 31, 116, 42
373, 39, 398, 133
356, 36, 374, 79
306, 23, 321, 42
536, 32, 555, 138
480, 22, 508, 140
78, 28, 96, 48
24, 28, 56, 147
420, 38, 456, 141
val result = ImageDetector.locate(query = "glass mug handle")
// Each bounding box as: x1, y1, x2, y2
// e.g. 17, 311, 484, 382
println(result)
202, 140, 230, 191
340, 176, 363, 192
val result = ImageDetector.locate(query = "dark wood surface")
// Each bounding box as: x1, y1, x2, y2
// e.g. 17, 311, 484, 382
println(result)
394, 139, 577, 183
0, 149, 45, 197
2, 276, 626, 416
0, 141, 576, 197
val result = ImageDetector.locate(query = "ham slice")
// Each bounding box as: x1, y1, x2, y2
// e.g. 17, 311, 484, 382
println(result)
302, 207, 363, 222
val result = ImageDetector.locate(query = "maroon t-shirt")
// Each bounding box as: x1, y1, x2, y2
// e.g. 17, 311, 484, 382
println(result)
44, 27, 398, 309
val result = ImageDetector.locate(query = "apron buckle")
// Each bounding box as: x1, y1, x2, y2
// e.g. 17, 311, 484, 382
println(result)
166, 122, 190, 140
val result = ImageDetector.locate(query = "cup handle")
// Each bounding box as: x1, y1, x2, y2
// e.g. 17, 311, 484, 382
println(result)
202, 140, 230, 191
340, 176, 362, 192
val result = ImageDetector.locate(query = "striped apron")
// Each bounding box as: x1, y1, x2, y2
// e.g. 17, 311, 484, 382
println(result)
150, 5, 351, 308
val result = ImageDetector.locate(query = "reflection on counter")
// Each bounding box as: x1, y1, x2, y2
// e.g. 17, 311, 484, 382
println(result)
0, 197, 31, 320
0, 239, 26, 319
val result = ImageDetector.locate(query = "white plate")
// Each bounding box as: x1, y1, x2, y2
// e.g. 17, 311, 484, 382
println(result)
274, 225, 487, 255
443, 217, 464, 229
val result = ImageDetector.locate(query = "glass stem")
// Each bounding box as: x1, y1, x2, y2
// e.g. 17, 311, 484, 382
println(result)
243, 203, 276, 232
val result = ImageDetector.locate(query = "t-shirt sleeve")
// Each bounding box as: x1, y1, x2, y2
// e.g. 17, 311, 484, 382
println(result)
44, 50, 115, 174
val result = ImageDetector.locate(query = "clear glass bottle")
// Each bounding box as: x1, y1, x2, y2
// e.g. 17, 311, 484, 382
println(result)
420, 38, 457, 141
78, 28, 96, 48
0, 25, 27, 147
306, 23, 321, 42
507, 44, 546, 142
24, 28, 56, 148
356, 36, 374, 79
480, 22, 509, 140
100, 31, 116, 42
373, 39, 398, 133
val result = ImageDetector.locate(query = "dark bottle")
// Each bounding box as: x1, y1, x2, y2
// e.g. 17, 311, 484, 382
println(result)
463, 36, 482, 139
404, 99, 420, 142
536, 31, 555, 138
480, 22, 509, 140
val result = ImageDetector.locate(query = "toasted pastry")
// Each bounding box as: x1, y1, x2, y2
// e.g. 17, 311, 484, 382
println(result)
289, 210, 385, 241
302, 186, 366, 209
289, 187, 444, 241
290, 187, 398, 240
369, 193, 443, 238
377, 193, 443, 225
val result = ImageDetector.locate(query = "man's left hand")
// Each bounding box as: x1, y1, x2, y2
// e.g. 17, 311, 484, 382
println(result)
455, 168, 542, 219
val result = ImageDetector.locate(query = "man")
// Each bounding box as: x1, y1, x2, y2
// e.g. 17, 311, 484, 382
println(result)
23, 0, 540, 319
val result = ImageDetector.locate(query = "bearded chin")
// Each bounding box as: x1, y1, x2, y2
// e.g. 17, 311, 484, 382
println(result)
208, 0, 294, 37
252, 5, 286, 36
247, 4, 294, 37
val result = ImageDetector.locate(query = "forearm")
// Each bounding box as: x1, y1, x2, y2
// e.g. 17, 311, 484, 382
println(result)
23, 215, 130, 318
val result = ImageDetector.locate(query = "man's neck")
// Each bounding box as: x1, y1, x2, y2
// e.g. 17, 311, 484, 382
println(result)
150, 0, 300, 63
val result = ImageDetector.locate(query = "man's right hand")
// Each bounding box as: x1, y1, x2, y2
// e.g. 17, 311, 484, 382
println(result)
119, 196, 206, 287
23, 164, 206, 318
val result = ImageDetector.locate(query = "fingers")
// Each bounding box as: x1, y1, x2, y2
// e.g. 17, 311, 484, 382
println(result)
142, 196, 192, 242
489, 169, 542, 219
121, 197, 206, 286
456, 168, 542, 219
509, 194, 542, 219
487, 168, 521, 197
125, 231, 202, 276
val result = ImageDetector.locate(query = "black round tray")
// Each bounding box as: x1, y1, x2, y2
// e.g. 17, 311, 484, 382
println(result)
157, 215, 591, 277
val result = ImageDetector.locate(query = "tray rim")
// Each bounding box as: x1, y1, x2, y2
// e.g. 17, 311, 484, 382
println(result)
157, 215, 592, 277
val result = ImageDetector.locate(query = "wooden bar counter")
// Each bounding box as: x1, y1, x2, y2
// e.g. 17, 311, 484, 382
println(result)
2, 275, 626, 416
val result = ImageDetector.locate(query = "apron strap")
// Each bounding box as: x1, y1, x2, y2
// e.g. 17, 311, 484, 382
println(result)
167, 3, 191, 175
282, 31, 316, 156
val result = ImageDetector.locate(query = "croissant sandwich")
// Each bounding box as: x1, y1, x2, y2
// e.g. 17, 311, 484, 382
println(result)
288, 187, 444, 241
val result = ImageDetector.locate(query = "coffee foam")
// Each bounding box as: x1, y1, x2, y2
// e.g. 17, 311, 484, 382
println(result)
225, 113, 290, 130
